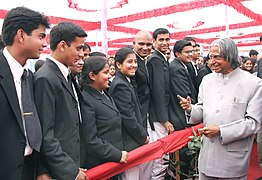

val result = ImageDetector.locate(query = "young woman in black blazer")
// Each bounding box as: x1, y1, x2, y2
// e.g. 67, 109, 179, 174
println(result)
109, 47, 149, 179
79, 56, 128, 171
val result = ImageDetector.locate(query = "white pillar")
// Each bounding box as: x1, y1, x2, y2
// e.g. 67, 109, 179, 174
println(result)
225, 4, 229, 37
101, 0, 108, 56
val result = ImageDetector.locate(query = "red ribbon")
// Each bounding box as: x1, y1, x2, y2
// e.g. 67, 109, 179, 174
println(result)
85, 123, 204, 180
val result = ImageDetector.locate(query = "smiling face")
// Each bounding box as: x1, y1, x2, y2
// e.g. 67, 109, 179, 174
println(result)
243, 59, 253, 71
116, 53, 137, 77
90, 63, 110, 91
154, 33, 170, 53
23, 24, 47, 60
69, 58, 84, 75
209, 46, 234, 75
177, 46, 193, 63
133, 33, 153, 58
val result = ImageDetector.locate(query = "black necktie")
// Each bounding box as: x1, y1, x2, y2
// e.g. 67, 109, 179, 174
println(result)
21, 70, 42, 152
67, 74, 75, 96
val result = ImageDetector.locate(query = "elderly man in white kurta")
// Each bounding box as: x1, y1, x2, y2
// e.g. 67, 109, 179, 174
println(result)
178, 37, 262, 179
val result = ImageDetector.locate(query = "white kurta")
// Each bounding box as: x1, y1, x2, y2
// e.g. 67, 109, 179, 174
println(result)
188, 68, 262, 178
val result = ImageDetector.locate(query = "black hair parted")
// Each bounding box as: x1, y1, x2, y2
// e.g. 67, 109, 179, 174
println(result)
152, 28, 170, 40
173, 40, 192, 57
49, 22, 87, 51
79, 56, 108, 90
1, 6, 50, 46
114, 47, 135, 65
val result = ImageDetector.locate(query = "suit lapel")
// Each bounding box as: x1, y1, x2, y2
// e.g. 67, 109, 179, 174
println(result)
117, 72, 141, 109
137, 56, 148, 75
154, 50, 169, 69
46, 59, 77, 101
87, 86, 119, 113
0, 52, 24, 133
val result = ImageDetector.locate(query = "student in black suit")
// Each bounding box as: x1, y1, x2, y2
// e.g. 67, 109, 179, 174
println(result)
184, 37, 199, 93
169, 40, 197, 179
196, 54, 213, 90
0, 7, 50, 180
169, 40, 197, 130
79, 56, 128, 171
147, 28, 174, 179
34, 22, 87, 180
109, 47, 149, 180
133, 30, 152, 130
132, 30, 153, 179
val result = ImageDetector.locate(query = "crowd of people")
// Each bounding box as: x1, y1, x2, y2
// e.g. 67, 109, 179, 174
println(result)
1, 6, 262, 180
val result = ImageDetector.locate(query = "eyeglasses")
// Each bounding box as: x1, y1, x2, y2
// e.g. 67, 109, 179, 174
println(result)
209, 54, 222, 60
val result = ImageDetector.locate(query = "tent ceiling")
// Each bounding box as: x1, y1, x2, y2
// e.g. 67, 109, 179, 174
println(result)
0, 0, 261, 55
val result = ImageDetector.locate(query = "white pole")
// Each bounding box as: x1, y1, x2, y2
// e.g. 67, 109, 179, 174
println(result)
101, 0, 108, 56
225, 5, 229, 37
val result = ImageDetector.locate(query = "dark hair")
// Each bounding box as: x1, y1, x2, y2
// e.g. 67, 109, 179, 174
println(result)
34, 59, 45, 72
83, 43, 91, 51
249, 49, 259, 57
173, 40, 192, 57
49, 22, 87, 51
183, 37, 196, 46
79, 56, 108, 90
153, 28, 170, 40
90, 51, 106, 57
260, 36, 262, 42
151, 45, 155, 50
0, 36, 5, 49
205, 53, 210, 61
242, 57, 256, 65
194, 43, 200, 47
1, 6, 50, 46
115, 47, 135, 65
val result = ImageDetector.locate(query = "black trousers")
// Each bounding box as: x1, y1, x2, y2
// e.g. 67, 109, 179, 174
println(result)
21, 151, 37, 180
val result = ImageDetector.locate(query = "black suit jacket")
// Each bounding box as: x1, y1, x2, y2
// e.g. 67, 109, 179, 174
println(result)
34, 59, 82, 180
196, 64, 212, 90
257, 58, 262, 79
134, 54, 150, 129
147, 50, 170, 126
0, 51, 39, 179
81, 86, 122, 169
109, 71, 148, 151
169, 59, 197, 130
187, 62, 198, 93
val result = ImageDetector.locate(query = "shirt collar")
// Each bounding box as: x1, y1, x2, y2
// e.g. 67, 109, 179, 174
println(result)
218, 67, 240, 80
3, 47, 27, 81
155, 49, 167, 61
133, 50, 146, 61
48, 55, 70, 80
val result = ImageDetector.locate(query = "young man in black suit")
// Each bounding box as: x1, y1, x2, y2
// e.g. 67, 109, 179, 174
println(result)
34, 22, 87, 180
0, 7, 50, 180
183, 37, 199, 93
147, 28, 174, 179
196, 54, 213, 90
169, 40, 197, 130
